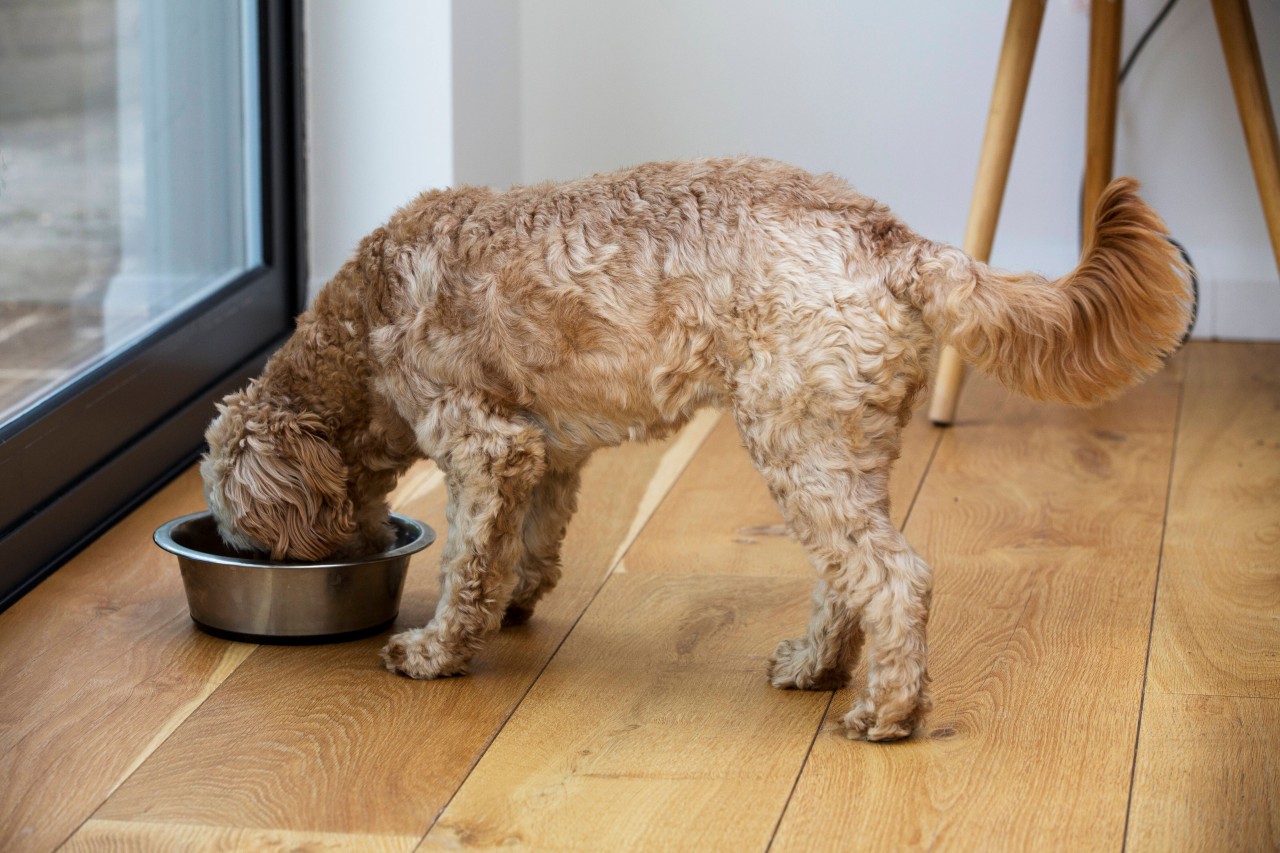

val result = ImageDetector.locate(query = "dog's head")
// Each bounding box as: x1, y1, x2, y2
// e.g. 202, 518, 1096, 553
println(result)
200, 383, 355, 561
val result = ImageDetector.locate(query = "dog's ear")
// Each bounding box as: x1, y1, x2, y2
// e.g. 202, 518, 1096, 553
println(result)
210, 401, 355, 561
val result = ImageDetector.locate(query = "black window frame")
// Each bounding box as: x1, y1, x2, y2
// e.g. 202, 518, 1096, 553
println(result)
0, 0, 305, 611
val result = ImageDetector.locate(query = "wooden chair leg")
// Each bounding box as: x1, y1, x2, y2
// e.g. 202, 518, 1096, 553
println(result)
1084, 0, 1123, 245
929, 0, 1048, 425
1212, 0, 1280, 276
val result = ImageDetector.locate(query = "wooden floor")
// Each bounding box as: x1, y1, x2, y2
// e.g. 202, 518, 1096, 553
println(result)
1, 341, 1277, 852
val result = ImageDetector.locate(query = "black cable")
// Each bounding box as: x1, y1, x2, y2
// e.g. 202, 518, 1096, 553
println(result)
1170, 235, 1199, 347
1077, 0, 1199, 346
1119, 0, 1180, 84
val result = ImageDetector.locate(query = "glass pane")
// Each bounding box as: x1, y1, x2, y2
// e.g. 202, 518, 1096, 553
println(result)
0, 0, 261, 425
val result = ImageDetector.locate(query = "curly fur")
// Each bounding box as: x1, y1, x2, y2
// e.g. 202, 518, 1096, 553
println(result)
913, 178, 1192, 405
201, 157, 1191, 740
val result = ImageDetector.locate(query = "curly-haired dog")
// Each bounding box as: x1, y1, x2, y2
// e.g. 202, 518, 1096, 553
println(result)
201, 158, 1191, 740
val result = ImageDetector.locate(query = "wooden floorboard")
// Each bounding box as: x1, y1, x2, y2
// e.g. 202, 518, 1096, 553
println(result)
2, 343, 1276, 852
66, 412, 719, 845
64, 819, 419, 853
422, 574, 827, 851
772, 355, 1184, 851
0, 471, 249, 853
1143, 343, 1280, 699
1126, 692, 1280, 852
1126, 342, 1280, 851
419, 408, 941, 850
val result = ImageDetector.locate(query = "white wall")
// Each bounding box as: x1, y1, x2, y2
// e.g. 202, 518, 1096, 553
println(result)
304, 0, 453, 298
451, 0, 1280, 340
1114, 0, 1280, 338
453, 0, 520, 191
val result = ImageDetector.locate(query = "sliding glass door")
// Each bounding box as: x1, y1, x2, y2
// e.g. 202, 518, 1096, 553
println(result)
0, 0, 301, 608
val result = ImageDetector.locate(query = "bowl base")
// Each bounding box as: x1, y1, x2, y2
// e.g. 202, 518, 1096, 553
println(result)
191, 616, 398, 645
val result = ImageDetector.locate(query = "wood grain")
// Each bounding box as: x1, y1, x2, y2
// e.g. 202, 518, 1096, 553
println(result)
421, 574, 829, 851
772, 355, 1184, 851
9, 343, 1280, 852
0, 470, 254, 853
75, 413, 719, 842
1126, 693, 1280, 852
1127, 343, 1280, 851
419, 407, 939, 850
1146, 343, 1280, 697
65, 819, 418, 853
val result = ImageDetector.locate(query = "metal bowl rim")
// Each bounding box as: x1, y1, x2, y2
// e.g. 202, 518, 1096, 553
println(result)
153, 511, 436, 570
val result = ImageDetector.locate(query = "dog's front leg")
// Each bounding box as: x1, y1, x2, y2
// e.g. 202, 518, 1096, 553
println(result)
503, 457, 588, 627
381, 404, 546, 678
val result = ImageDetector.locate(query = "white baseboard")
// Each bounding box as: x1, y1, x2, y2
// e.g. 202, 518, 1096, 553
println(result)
1209, 276, 1280, 341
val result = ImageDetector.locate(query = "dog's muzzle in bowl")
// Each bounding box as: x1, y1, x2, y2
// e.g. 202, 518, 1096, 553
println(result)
154, 511, 435, 643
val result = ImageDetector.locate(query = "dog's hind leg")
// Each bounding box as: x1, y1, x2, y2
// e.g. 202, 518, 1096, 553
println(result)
502, 456, 588, 627
839, 527, 933, 741
734, 383, 931, 741
381, 398, 547, 678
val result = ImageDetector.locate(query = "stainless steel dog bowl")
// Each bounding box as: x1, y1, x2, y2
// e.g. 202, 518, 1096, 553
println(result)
154, 511, 435, 644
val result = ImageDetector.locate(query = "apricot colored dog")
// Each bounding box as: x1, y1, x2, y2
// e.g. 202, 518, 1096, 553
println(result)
202, 158, 1190, 740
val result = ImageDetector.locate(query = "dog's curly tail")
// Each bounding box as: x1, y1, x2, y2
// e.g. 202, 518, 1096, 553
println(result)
908, 178, 1194, 406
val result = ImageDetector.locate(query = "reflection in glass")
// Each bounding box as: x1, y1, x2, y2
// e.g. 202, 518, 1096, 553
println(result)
0, 0, 260, 425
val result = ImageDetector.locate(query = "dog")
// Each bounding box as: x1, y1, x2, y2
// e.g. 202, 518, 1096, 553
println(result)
201, 157, 1191, 740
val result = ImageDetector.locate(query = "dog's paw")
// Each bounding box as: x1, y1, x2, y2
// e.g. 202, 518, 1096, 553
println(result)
837, 692, 928, 742
767, 637, 850, 691
380, 627, 470, 679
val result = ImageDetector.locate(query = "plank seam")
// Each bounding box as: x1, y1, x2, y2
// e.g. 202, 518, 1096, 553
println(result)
1159, 690, 1280, 702
411, 414, 721, 850
53, 628, 262, 849
53, 462, 448, 850
1120, 349, 1190, 852
901, 426, 946, 532
70, 818, 420, 849
764, 419, 945, 852
764, 691, 837, 853
604, 409, 723, 573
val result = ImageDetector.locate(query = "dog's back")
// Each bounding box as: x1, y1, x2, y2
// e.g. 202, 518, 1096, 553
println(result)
371, 157, 926, 450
